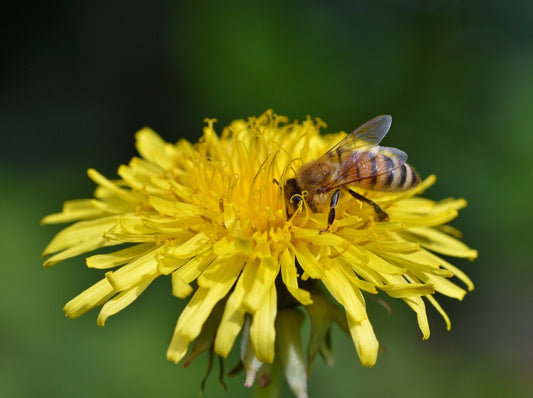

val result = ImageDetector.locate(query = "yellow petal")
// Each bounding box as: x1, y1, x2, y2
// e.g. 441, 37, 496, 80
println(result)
293, 228, 350, 249
167, 259, 242, 363
135, 127, 174, 170
41, 199, 106, 224
403, 296, 430, 339
117, 163, 164, 193
213, 235, 240, 259
109, 214, 162, 236
421, 273, 467, 300
335, 257, 378, 294
149, 196, 204, 217
183, 300, 225, 368
163, 232, 211, 258
86, 243, 155, 269
97, 274, 157, 326
426, 294, 451, 330
279, 249, 312, 305
87, 168, 147, 204
349, 246, 407, 276
380, 283, 435, 297
137, 215, 189, 234
166, 331, 190, 364
250, 284, 277, 364
105, 247, 162, 292
63, 278, 115, 319
43, 216, 120, 258
128, 156, 165, 177
44, 238, 116, 268
434, 254, 475, 291
379, 252, 454, 277
392, 200, 465, 227
169, 251, 215, 292
347, 317, 379, 367
321, 265, 379, 366
214, 261, 258, 358
156, 255, 190, 276
367, 239, 420, 254
404, 227, 478, 260
170, 273, 194, 298
293, 241, 324, 279
243, 256, 280, 313
338, 255, 381, 287
321, 265, 367, 323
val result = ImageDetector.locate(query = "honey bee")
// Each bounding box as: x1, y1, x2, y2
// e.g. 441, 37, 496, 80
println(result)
283, 115, 420, 231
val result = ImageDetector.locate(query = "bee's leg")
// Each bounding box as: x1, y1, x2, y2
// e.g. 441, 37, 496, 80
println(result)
347, 189, 389, 221
320, 189, 340, 233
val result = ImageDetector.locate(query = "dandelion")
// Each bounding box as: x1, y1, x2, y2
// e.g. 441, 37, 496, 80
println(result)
42, 110, 476, 397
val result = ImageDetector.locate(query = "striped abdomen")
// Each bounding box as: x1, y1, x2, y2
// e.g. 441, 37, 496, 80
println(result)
351, 151, 420, 191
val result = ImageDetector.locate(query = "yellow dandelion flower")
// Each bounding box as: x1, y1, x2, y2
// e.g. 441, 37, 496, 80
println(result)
42, 110, 476, 397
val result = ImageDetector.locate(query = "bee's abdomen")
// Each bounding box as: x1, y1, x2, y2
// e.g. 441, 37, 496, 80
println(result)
383, 161, 420, 191
356, 153, 420, 191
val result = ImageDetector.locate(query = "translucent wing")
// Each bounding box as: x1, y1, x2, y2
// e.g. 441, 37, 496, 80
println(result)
375, 146, 407, 163
323, 115, 392, 160
350, 114, 392, 147
325, 145, 407, 191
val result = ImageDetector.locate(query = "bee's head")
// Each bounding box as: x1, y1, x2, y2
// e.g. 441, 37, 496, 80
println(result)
283, 178, 303, 213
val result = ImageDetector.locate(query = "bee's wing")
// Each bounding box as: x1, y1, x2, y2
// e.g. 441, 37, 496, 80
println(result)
325, 145, 407, 191
375, 146, 408, 163
324, 115, 392, 159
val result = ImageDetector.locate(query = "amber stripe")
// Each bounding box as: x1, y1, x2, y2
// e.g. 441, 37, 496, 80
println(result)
398, 164, 407, 188
405, 165, 414, 188
369, 152, 377, 188
385, 156, 396, 188
410, 166, 420, 187
354, 152, 362, 180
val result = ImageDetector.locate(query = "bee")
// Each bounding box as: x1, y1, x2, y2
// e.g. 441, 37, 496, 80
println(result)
283, 115, 420, 232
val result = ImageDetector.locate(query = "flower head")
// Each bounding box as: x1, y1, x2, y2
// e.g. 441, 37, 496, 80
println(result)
42, 111, 476, 397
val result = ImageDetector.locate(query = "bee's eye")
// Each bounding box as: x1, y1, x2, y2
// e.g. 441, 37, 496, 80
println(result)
290, 195, 303, 208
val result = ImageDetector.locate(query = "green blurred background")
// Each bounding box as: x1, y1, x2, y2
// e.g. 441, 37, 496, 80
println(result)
2, 1, 532, 397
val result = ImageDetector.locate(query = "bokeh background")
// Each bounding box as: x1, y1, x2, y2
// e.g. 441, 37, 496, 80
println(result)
2, 1, 532, 397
